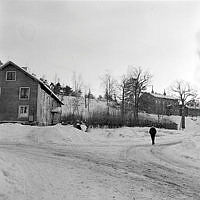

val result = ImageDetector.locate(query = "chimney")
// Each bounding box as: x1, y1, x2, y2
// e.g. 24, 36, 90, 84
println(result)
151, 85, 154, 93
163, 89, 166, 96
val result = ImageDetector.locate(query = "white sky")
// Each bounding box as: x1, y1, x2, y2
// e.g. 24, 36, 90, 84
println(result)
1, 1, 200, 96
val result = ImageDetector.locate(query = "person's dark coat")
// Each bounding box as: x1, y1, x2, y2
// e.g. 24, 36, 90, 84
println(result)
149, 127, 157, 145
76, 123, 82, 130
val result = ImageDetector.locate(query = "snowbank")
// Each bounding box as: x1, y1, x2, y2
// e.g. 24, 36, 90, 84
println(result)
0, 123, 92, 146
1, 116, 200, 170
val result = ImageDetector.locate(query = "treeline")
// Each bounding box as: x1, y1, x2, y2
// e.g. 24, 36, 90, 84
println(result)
42, 65, 198, 130
50, 82, 79, 96
61, 111, 178, 130
101, 67, 152, 123
42, 81, 96, 99
53, 66, 179, 130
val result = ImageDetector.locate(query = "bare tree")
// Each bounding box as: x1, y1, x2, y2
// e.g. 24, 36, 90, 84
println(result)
53, 73, 60, 85
71, 72, 83, 116
126, 66, 152, 122
87, 88, 91, 113
101, 72, 116, 115
170, 80, 197, 129
72, 72, 83, 95
117, 75, 128, 121
83, 88, 91, 111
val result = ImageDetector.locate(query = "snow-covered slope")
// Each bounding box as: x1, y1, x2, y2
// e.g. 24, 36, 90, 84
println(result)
61, 96, 118, 116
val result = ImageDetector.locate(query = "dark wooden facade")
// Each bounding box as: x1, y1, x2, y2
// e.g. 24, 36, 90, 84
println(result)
0, 61, 63, 125
184, 106, 200, 117
139, 92, 180, 116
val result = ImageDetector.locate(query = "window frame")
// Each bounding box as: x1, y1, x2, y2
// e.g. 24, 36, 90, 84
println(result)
19, 87, 30, 100
6, 71, 16, 81
18, 105, 29, 118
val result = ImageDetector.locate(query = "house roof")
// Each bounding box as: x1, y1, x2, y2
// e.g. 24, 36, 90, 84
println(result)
144, 92, 178, 100
186, 105, 200, 109
0, 61, 64, 105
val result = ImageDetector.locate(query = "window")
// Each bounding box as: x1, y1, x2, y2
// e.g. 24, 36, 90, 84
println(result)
18, 105, 29, 118
6, 71, 16, 81
19, 87, 30, 100
0, 87, 1, 96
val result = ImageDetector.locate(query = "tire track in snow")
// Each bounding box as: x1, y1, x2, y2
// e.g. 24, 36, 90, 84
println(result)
123, 141, 200, 199
0, 142, 200, 199
0, 143, 141, 200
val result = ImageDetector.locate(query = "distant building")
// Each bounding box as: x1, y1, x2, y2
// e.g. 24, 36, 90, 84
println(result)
139, 91, 179, 116
0, 61, 64, 125
185, 99, 200, 117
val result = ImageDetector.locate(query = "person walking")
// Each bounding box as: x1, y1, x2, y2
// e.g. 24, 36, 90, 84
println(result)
149, 126, 157, 145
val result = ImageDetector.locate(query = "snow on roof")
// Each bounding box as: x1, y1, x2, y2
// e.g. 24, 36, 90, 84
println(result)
148, 92, 178, 100
186, 105, 200, 109
0, 61, 64, 105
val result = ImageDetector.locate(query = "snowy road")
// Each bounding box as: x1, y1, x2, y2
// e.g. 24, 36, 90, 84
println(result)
0, 138, 200, 200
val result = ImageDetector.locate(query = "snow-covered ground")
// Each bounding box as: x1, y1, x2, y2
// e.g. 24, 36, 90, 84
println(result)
0, 116, 200, 199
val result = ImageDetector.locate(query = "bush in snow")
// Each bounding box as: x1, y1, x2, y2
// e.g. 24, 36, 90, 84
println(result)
61, 111, 178, 130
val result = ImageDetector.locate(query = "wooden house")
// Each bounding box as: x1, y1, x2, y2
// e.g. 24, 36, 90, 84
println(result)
0, 61, 64, 125
139, 92, 179, 116
185, 100, 200, 117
